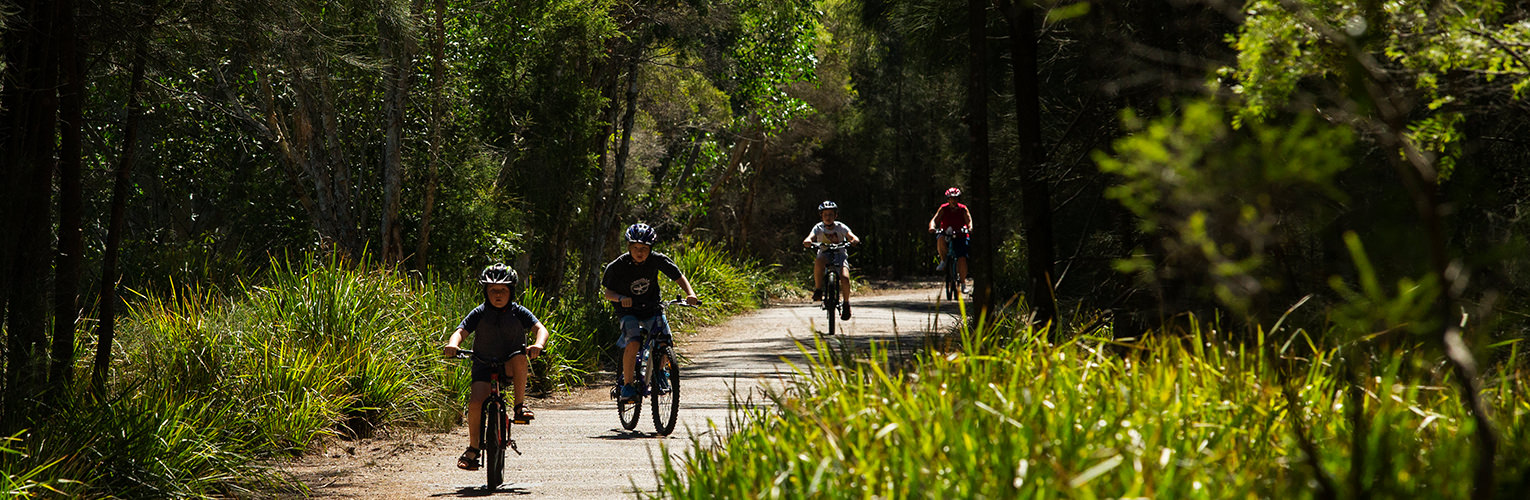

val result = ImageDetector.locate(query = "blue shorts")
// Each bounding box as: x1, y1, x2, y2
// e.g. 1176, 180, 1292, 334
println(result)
941, 233, 970, 259
616, 313, 672, 348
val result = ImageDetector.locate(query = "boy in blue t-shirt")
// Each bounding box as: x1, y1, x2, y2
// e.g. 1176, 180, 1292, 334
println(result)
443, 263, 550, 470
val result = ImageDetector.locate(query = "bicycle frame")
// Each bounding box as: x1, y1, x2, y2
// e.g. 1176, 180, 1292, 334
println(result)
452, 349, 521, 489
811, 242, 852, 334
614, 298, 693, 434
938, 228, 966, 300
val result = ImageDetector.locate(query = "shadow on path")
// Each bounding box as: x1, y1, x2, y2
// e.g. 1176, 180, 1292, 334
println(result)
431, 483, 536, 497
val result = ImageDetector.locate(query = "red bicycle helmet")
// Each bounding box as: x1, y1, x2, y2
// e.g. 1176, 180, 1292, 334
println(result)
944, 187, 961, 197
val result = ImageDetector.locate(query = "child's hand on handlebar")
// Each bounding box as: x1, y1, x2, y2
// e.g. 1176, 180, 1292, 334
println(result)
685, 295, 701, 306
442, 345, 458, 358
527, 344, 543, 360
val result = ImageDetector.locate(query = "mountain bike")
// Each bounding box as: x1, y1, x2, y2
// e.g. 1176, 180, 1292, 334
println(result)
811, 241, 853, 335
450, 349, 521, 489
611, 298, 696, 435
937, 227, 968, 301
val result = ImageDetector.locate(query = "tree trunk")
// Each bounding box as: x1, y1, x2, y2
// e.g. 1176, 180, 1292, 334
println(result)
380, 0, 421, 264
416, 0, 447, 271
2, 0, 60, 429
998, 0, 1055, 327
966, 0, 994, 315
578, 49, 631, 298
51, 0, 86, 390
94, 45, 149, 394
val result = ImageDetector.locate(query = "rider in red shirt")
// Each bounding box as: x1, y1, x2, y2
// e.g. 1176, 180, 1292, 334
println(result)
927, 187, 973, 291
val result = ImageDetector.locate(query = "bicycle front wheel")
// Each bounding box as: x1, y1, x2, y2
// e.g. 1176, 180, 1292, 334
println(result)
483, 398, 507, 489
945, 257, 958, 300
825, 272, 838, 335
650, 345, 681, 435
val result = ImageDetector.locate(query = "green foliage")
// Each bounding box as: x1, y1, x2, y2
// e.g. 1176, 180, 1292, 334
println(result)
658, 316, 1530, 498
1, 433, 64, 498
1095, 101, 1353, 313
1227, 0, 1530, 179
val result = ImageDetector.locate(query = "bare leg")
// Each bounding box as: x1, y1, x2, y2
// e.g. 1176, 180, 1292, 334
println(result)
839, 266, 852, 300
936, 237, 948, 263
466, 381, 490, 449
509, 355, 528, 407
622, 342, 641, 385
813, 256, 826, 291
958, 257, 968, 284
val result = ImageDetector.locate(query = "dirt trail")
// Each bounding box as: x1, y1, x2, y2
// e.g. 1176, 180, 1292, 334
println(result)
279, 285, 958, 498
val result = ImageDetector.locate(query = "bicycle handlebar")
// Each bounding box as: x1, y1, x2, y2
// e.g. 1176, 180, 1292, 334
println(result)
808, 242, 854, 251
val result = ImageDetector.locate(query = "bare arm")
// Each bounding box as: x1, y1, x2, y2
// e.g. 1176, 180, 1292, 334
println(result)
675, 275, 701, 305
527, 323, 550, 359
963, 206, 974, 231
443, 328, 469, 357
604, 287, 633, 308
928, 207, 944, 232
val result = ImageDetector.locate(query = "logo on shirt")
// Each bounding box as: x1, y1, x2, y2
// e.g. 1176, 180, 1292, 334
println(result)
630, 278, 652, 296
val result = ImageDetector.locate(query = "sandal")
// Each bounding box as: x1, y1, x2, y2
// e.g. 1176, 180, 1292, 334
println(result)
457, 447, 480, 470
513, 404, 535, 424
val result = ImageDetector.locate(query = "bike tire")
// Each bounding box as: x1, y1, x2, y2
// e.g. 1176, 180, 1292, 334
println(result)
650, 345, 681, 435
825, 272, 838, 335
483, 398, 506, 489
945, 257, 958, 300
617, 354, 644, 430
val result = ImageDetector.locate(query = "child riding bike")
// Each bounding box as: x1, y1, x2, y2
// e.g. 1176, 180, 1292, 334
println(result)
928, 187, 973, 293
602, 223, 701, 403
442, 263, 550, 470
802, 201, 861, 320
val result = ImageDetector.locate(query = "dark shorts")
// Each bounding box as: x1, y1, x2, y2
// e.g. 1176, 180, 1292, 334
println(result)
469, 349, 525, 383
940, 233, 971, 259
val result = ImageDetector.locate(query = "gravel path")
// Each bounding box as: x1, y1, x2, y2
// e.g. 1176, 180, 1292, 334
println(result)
279, 286, 958, 498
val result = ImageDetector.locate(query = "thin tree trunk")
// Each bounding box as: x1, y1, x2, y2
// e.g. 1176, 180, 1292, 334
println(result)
3, 0, 60, 429
604, 54, 641, 249
998, 0, 1055, 327
94, 45, 149, 394
966, 0, 994, 314
416, 0, 447, 271
380, 0, 420, 264
578, 50, 630, 298
51, 0, 86, 390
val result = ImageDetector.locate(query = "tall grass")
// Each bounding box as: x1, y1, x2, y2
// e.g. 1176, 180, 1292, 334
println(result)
657, 315, 1530, 498
3, 244, 778, 497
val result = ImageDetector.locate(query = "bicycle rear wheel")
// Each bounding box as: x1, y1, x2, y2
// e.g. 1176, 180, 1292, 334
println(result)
650, 345, 681, 435
617, 354, 644, 430
483, 398, 507, 489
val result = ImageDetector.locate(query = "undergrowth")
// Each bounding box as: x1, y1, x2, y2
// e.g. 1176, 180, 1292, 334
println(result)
1, 243, 776, 498
657, 309, 1530, 498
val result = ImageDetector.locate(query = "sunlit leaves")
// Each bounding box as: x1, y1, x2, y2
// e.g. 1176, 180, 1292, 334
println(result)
1226, 1, 1530, 179
1096, 100, 1353, 313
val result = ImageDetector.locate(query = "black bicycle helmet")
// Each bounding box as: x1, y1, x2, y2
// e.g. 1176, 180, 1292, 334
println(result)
817, 200, 838, 212
479, 263, 518, 287
625, 223, 658, 246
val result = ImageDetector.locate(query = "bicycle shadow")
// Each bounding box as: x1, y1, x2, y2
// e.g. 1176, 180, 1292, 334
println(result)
588, 429, 670, 440
431, 483, 535, 497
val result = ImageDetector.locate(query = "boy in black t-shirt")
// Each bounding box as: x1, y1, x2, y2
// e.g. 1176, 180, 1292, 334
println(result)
443, 264, 550, 470
601, 223, 701, 402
